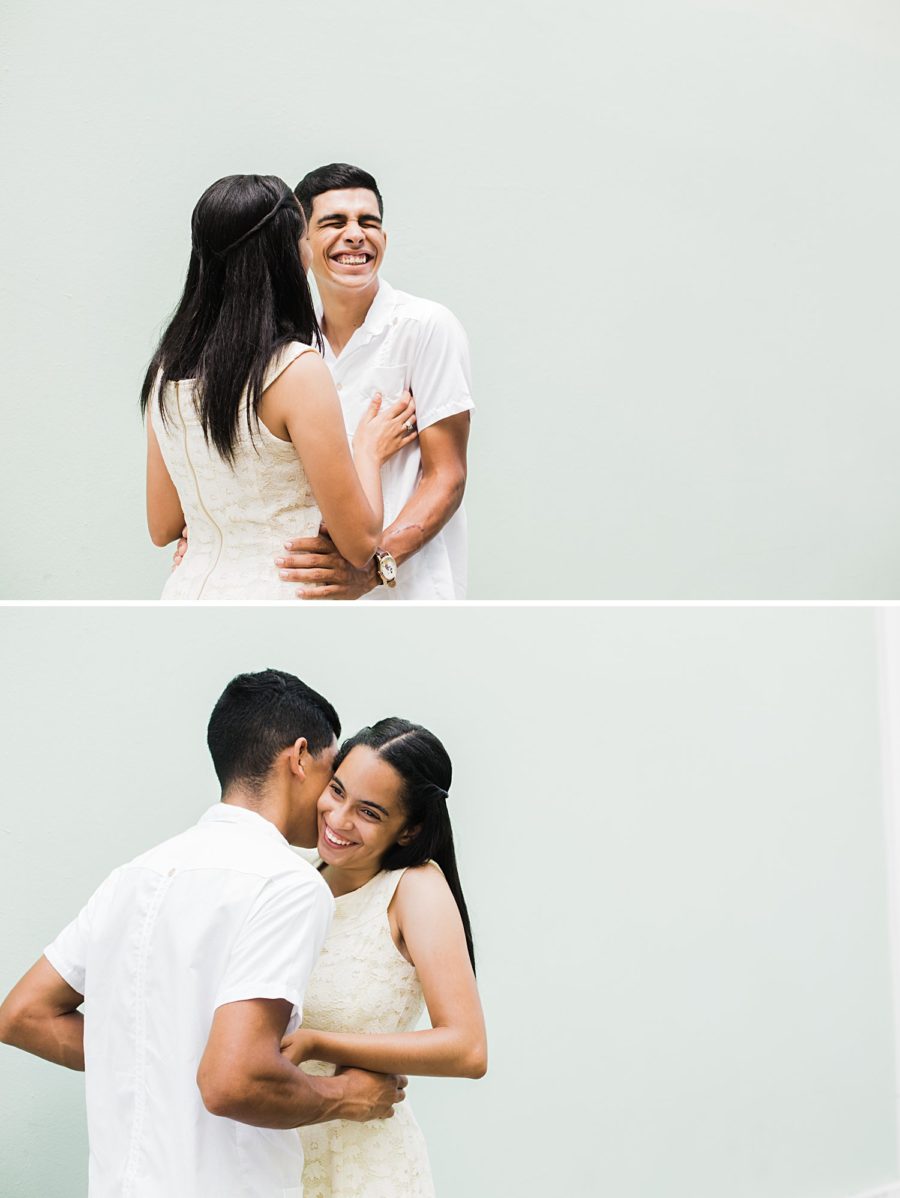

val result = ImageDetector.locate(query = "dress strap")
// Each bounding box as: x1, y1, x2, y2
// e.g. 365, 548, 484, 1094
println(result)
381, 860, 443, 909
263, 341, 319, 391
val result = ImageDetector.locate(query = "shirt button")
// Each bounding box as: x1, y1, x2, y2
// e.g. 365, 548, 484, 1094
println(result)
168, 868, 176, 877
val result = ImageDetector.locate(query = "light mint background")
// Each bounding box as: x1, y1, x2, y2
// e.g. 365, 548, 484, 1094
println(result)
1, 2, 900, 598
0, 606, 895, 1196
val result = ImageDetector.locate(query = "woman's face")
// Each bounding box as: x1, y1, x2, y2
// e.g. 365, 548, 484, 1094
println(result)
316, 745, 409, 871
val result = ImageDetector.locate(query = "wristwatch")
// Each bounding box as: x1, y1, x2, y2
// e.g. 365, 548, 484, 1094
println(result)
373, 548, 398, 588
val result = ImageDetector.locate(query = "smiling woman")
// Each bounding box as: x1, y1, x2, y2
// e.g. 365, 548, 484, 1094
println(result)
283, 718, 486, 1198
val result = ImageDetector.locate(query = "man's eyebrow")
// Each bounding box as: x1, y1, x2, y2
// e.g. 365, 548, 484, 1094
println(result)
315, 212, 382, 225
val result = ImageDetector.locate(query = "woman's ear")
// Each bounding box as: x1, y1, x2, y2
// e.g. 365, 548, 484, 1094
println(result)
397, 824, 422, 847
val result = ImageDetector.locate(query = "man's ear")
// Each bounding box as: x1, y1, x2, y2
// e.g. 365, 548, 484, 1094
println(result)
288, 737, 309, 781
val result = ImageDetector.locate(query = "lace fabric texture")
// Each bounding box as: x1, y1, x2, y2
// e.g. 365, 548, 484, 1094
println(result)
150, 342, 321, 600
299, 868, 436, 1198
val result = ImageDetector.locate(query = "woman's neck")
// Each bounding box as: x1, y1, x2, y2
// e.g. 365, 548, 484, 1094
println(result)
320, 860, 383, 898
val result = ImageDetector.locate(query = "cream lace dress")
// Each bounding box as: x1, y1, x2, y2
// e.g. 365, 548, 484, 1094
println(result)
150, 342, 321, 599
299, 867, 436, 1198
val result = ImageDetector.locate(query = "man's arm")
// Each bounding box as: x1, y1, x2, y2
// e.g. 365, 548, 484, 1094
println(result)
197, 997, 406, 1128
380, 410, 469, 566
0, 956, 86, 1070
276, 411, 470, 600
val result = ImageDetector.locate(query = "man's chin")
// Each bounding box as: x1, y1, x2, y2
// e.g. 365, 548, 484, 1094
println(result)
318, 266, 379, 290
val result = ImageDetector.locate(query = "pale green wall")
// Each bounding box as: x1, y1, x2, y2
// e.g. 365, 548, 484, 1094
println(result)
1, 2, 899, 598
0, 607, 895, 1196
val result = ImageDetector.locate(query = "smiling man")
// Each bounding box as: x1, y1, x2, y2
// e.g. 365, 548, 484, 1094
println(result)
277, 163, 474, 601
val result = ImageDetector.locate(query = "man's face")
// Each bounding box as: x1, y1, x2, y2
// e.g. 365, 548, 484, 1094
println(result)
291, 737, 338, 848
304, 188, 386, 293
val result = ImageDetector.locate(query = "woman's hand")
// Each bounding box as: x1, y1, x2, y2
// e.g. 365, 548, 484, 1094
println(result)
281, 1027, 319, 1066
353, 392, 418, 465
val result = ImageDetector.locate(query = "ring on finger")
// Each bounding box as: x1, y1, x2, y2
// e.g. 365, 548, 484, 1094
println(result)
402, 420, 415, 434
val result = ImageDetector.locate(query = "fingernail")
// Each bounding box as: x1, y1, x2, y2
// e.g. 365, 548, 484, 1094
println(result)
275, 557, 284, 566
283, 542, 293, 549
280, 571, 290, 580
297, 589, 306, 598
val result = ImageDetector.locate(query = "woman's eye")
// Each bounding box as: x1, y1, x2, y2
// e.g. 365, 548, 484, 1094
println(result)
361, 808, 380, 820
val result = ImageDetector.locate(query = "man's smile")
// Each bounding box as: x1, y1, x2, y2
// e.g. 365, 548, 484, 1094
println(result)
330, 252, 374, 266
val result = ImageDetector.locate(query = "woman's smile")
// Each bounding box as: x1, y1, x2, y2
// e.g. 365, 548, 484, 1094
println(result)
321, 822, 358, 850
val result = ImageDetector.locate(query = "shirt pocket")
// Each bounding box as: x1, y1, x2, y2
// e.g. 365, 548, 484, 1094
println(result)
370, 364, 408, 404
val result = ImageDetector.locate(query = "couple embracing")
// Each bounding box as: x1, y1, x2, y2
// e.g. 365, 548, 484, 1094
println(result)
0, 670, 486, 1197
144, 164, 473, 601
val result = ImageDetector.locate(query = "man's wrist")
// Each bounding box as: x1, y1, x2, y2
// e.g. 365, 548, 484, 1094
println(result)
296, 1071, 348, 1125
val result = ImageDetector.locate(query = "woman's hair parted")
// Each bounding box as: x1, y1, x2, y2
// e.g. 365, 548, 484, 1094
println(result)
335, 718, 476, 972
140, 174, 322, 463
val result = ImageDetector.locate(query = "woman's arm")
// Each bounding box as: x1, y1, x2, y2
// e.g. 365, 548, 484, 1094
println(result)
283, 865, 487, 1079
262, 353, 414, 571
146, 416, 186, 547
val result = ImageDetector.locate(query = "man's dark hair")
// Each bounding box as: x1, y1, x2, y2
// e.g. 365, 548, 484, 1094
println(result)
294, 163, 383, 222
207, 669, 340, 792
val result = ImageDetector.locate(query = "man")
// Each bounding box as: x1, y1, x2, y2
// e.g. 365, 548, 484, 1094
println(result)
0, 670, 406, 1197
174, 163, 473, 600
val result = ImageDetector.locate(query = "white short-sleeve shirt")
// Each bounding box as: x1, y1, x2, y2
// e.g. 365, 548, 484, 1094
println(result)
318, 279, 474, 600
43, 803, 334, 1198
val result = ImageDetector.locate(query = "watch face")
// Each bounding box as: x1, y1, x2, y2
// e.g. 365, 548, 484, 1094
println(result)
381, 557, 397, 583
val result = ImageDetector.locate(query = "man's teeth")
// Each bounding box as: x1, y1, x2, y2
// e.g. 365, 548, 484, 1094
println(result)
324, 825, 353, 847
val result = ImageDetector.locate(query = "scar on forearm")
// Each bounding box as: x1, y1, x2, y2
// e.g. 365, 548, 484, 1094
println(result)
392, 522, 427, 552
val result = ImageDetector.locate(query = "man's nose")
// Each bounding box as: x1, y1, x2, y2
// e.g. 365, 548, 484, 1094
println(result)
343, 222, 364, 244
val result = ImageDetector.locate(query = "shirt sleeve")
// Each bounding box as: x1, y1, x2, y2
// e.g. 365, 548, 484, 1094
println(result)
214, 868, 334, 1021
43, 867, 123, 996
409, 305, 474, 433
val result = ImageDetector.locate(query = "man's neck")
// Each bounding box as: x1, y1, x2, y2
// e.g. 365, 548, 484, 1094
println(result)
318, 278, 380, 358
222, 787, 289, 840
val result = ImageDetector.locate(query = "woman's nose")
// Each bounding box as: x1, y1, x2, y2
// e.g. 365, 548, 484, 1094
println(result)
332, 802, 354, 829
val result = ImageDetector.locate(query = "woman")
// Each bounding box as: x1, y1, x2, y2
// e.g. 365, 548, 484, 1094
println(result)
141, 174, 414, 599
282, 719, 487, 1198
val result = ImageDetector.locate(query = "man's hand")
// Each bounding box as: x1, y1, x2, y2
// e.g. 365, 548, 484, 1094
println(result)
172, 527, 188, 571
276, 526, 378, 601
335, 1067, 408, 1121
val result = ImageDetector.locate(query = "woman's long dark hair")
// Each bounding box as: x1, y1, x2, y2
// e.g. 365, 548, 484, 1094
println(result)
335, 718, 476, 973
140, 174, 321, 463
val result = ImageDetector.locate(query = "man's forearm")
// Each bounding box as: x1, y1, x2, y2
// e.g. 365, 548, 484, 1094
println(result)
203, 1052, 365, 1129
380, 470, 466, 568
0, 1008, 85, 1071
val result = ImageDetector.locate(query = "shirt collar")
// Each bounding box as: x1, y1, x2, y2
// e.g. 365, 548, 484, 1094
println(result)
198, 802, 290, 847
315, 278, 396, 351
